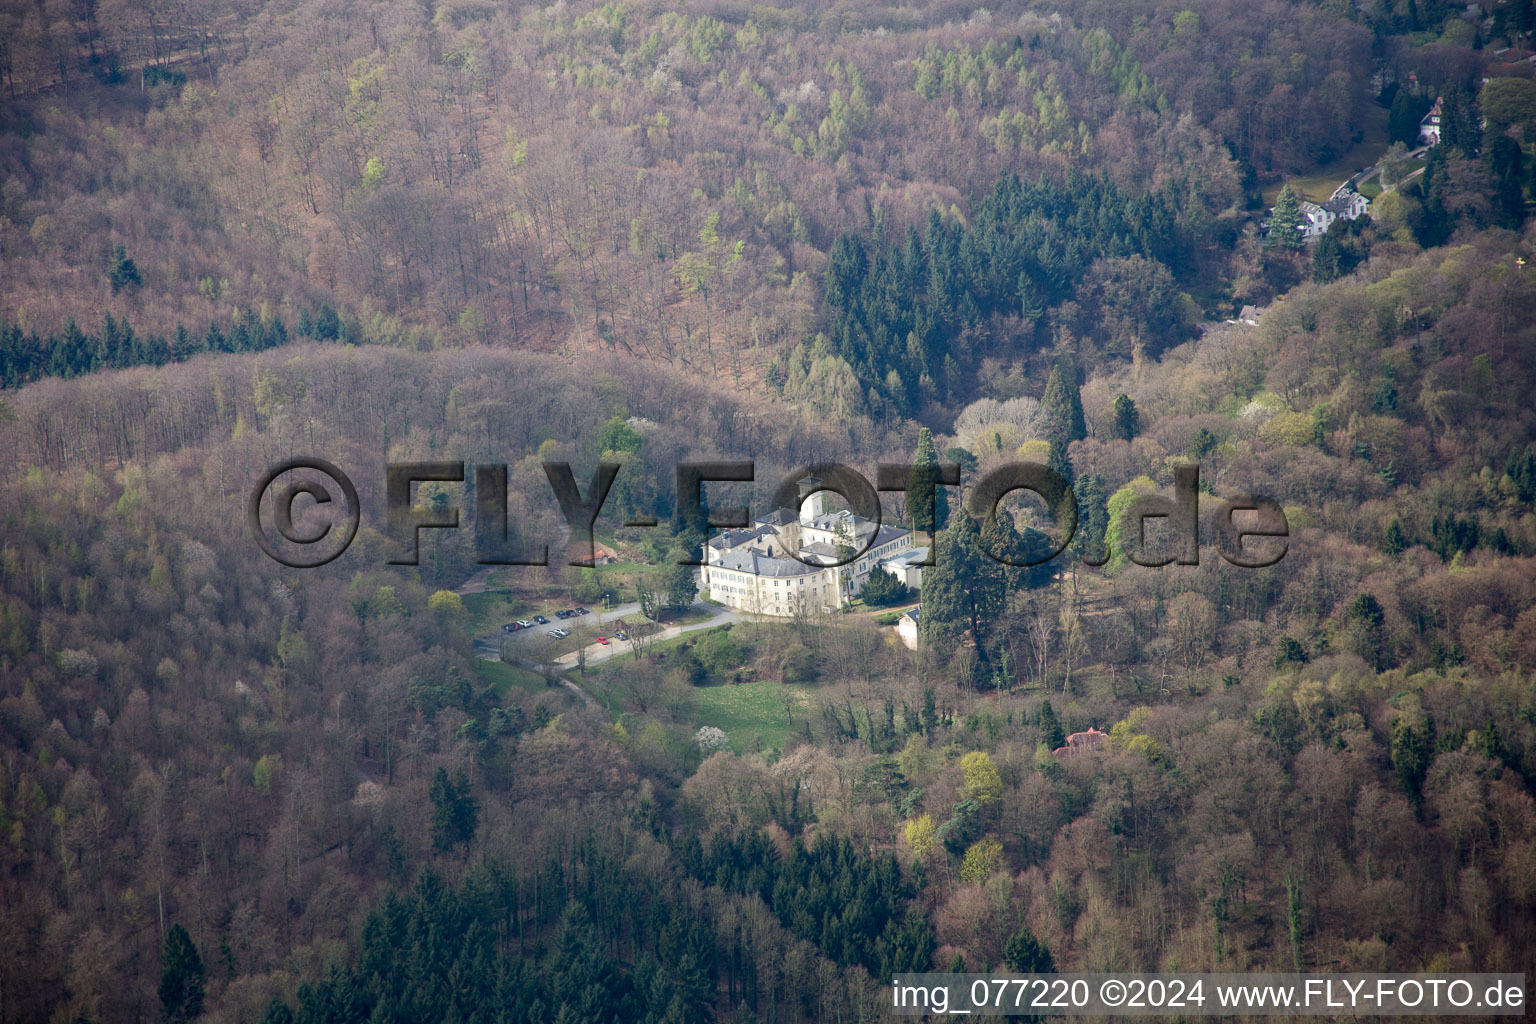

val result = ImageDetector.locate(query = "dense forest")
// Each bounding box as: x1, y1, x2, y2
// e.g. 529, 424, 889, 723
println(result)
2, 0, 1536, 1022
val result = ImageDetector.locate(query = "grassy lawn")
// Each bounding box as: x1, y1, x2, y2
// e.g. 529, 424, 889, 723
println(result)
684, 680, 815, 753
660, 607, 716, 627
460, 590, 546, 634
474, 658, 554, 698
1260, 103, 1390, 207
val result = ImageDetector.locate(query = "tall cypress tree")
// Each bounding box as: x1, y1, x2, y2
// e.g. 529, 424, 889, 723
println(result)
910, 426, 948, 532
1040, 365, 1085, 483
1041, 365, 1085, 445
1072, 473, 1109, 565
1037, 700, 1066, 749
1112, 394, 1139, 440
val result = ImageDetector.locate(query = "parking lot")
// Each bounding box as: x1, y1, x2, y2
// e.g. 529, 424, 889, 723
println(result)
473, 602, 641, 662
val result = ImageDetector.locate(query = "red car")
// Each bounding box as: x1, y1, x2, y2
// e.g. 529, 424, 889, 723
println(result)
596, 636, 609, 645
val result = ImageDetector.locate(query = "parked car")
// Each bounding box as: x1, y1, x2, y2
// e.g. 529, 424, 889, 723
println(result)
502, 622, 520, 633
555, 610, 570, 619
517, 620, 533, 628
546, 628, 566, 638
576, 608, 590, 616
533, 615, 548, 624
615, 631, 629, 641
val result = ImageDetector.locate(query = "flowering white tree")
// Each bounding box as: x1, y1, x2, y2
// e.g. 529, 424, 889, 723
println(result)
695, 725, 729, 752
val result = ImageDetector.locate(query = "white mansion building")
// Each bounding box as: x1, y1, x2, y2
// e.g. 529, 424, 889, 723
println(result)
702, 487, 927, 617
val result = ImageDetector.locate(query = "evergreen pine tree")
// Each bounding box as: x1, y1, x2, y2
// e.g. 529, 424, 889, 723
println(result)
1003, 925, 1055, 973
430, 767, 479, 854
1312, 227, 1346, 283
1347, 593, 1389, 670
159, 924, 206, 1023
1040, 364, 1085, 483
1111, 393, 1139, 440
910, 426, 949, 532
1072, 473, 1110, 565
1040, 364, 1086, 444
860, 567, 909, 607
1270, 185, 1305, 249
108, 243, 141, 294
1038, 699, 1065, 749
919, 509, 1004, 655
1383, 517, 1408, 556
1487, 136, 1526, 229
1387, 90, 1432, 146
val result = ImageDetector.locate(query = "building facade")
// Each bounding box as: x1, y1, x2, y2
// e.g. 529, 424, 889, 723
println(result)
702, 503, 920, 616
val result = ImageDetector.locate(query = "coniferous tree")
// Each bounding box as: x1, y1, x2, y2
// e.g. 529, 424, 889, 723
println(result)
1270, 185, 1305, 249
979, 504, 1052, 597
1346, 593, 1389, 669
1390, 700, 1434, 802
1111, 393, 1139, 440
1383, 517, 1408, 556
1040, 365, 1085, 483
108, 243, 141, 294
1439, 90, 1481, 157
430, 767, 479, 854
1312, 227, 1346, 283
159, 924, 205, 1023
920, 510, 1004, 656
1038, 699, 1065, 749
1003, 925, 1055, 972
1388, 90, 1432, 146
1487, 136, 1526, 229
1072, 473, 1109, 565
1040, 364, 1086, 444
910, 426, 949, 532
860, 567, 909, 607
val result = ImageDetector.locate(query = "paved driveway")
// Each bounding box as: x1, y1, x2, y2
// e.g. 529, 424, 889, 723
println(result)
555, 604, 742, 668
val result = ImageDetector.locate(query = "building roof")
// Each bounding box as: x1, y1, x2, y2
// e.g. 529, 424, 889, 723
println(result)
1052, 727, 1108, 760
755, 507, 798, 527
708, 525, 776, 550
798, 541, 843, 562
1320, 197, 1355, 215
880, 546, 929, 568
713, 548, 825, 577
899, 608, 919, 624
868, 524, 912, 548
804, 510, 874, 532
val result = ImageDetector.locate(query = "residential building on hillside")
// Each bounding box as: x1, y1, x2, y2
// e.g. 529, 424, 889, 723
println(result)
1298, 187, 1371, 239
1052, 727, 1108, 760
1419, 96, 1442, 145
